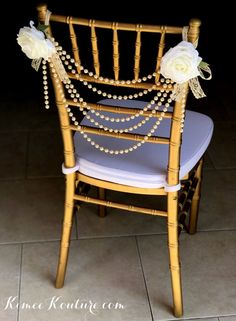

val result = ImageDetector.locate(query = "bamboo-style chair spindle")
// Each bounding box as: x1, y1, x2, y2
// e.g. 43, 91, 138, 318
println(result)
134, 26, 142, 80
90, 20, 100, 77
155, 28, 166, 83
112, 23, 120, 81
68, 18, 81, 73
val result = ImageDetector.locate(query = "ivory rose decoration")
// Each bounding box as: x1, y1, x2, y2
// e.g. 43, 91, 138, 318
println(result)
17, 21, 56, 60
160, 41, 202, 84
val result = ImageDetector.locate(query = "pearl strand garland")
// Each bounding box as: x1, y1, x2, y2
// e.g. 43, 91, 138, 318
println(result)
42, 67, 185, 155
54, 42, 159, 86
62, 77, 172, 132
41, 35, 186, 155
66, 100, 170, 134
65, 97, 168, 155
180, 89, 187, 133
44, 37, 174, 116
60, 77, 171, 134
76, 76, 155, 100
56, 46, 174, 101
64, 77, 172, 123
42, 60, 50, 109
43, 58, 172, 133
46, 64, 171, 155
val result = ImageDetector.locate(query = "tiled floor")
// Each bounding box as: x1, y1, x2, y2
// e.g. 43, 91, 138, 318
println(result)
0, 80, 236, 321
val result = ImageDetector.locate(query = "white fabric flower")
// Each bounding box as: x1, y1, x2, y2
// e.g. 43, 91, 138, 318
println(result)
160, 41, 202, 84
17, 21, 56, 60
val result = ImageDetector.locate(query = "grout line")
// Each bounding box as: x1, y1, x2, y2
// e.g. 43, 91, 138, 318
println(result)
135, 236, 154, 321
1, 228, 236, 247
16, 244, 23, 321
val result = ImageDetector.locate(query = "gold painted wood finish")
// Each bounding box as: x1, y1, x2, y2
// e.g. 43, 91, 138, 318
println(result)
67, 99, 173, 118
36, 4, 204, 317
50, 14, 183, 33
68, 19, 82, 73
168, 191, 183, 317
134, 27, 142, 80
77, 173, 167, 195
155, 28, 166, 83
112, 24, 120, 80
74, 194, 167, 217
90, 21, 100, 76
56, 172, 75, 288
70, 72, 173, 90
70, 124, 170, 144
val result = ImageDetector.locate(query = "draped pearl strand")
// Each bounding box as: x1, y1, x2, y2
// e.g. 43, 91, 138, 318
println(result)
42, 60, 50, 109
58, 48, 173, 123
45, 60, 171, 154
41, 38, 186, 155
57, 46, 174, 101
54, 42, 161, 85
62, 74, 172, 134
62, 78, 173, 133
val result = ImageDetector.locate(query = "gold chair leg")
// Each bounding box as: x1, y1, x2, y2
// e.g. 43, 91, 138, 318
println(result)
55, 173, 75, 288
189, 158, 204, 235
98, 187, 107, 217
167, 192, 183, 318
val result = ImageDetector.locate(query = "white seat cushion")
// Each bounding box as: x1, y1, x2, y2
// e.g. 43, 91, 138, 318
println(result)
73, 99, 213, 189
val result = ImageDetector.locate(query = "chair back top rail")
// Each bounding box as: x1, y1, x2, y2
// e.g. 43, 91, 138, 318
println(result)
49, 14, 183, 34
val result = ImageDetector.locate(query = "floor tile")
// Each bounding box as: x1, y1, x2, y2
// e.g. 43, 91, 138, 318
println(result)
77, 189, 167, 238
0, 132, 27, 179
0, 101, 30, 132
208, 122, 236, 169
19, 238, 151, 321
0, 100, 59, 132
26, 102, 59, 132
138, 231, 236, 320
27, 131, 63, 178
0, 244, 21, 321
198, 169, 236, 231
0, 178, 76, 243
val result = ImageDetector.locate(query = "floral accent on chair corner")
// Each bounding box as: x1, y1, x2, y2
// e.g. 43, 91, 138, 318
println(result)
160, 41, 202, 84
17, 21, 56, 60
160, 40, 212, 100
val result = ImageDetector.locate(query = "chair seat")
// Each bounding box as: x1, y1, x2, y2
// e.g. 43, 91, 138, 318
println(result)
73, 99, 213, 189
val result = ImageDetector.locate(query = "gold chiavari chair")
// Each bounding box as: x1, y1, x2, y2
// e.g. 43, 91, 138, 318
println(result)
27, 4, 213, 317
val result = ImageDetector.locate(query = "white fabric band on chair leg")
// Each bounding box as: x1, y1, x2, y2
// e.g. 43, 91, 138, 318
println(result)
164, 183, 181, 192
62, 162, 79, 174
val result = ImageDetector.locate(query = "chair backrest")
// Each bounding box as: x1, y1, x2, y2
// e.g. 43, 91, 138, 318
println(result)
37, 4, 201, 188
